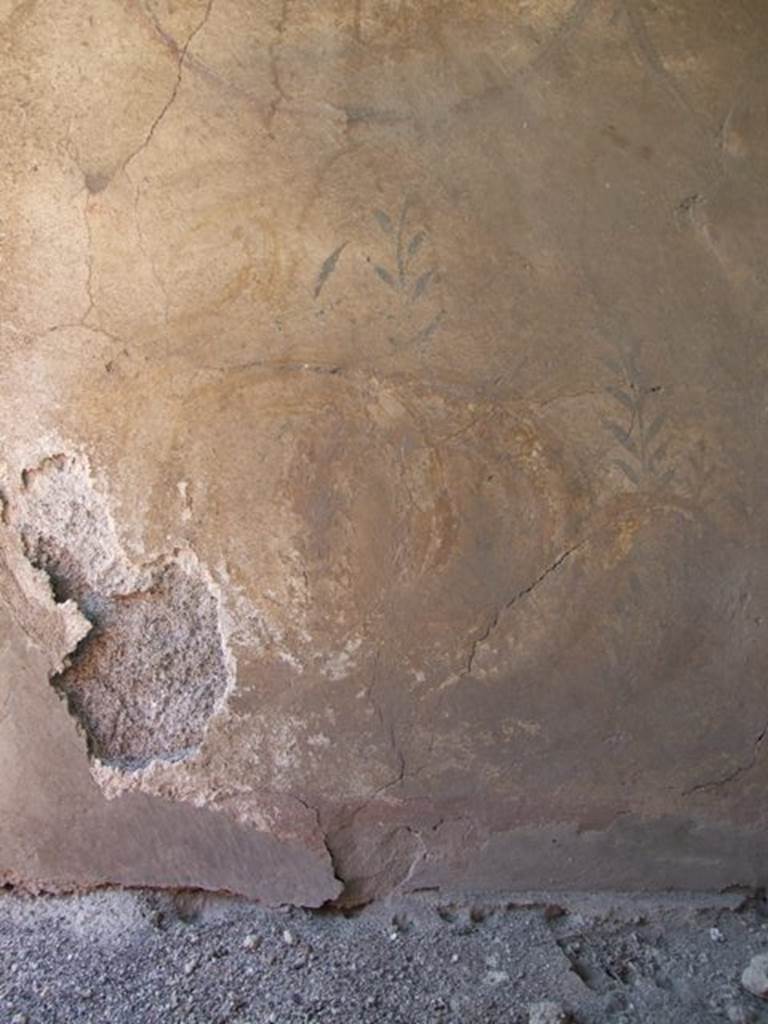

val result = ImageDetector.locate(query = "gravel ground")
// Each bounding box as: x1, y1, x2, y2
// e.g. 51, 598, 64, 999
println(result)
1, 888, 768, 1023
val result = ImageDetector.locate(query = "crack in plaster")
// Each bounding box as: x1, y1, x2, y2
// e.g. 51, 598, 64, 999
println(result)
463, 541, 586, 678
265, 0, 293, 134
684, 719, 768, 796
123, 0, 215, 175
80, 197, 96, 325
218, 360, 343, 377
620, 0, 697, 123
286, 793, 345, 897
363, 648, 407, 798
121, 0, 215, 320
133, 186, 171, 323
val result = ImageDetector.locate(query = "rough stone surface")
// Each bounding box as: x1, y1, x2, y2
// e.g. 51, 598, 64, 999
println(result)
17, 453, 233, 768
742, 955, 768, 1001
0, 0, 768, 902
0, 890, 767, 1023
528, 1001, 571, 1024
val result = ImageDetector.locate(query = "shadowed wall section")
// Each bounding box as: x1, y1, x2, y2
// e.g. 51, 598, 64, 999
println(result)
0, 0, 767, 905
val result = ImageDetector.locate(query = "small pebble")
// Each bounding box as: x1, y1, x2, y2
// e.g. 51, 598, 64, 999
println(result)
183, 956, 199, 976
242, 933, 261, 951
709, 926, 725, 943
528, 1001, 569, 1024
726, 1004, 755, 1024
742, 954, 768, 999
282, 928, 295, 945
484, 969, 509, 985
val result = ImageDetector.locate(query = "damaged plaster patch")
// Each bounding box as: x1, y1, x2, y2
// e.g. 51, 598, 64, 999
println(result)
325, 824, 426, 908
14, 453, 231, 770
55, 562, 229, 769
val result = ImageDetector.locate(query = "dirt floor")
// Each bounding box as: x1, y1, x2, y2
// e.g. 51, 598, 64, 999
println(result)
1, 889, 768, 1023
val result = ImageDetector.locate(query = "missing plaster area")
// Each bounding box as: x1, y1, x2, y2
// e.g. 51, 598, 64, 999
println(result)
16, 454, 230, 771
55, 562, 229, 770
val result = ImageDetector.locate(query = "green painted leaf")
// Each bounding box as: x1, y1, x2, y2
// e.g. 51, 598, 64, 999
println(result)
649, 439, 670, 467
374, 265, 396, 287
413, 268, 434, 298
416, 312, 443, 343
313, 242, 347, 298
645, 413, 666, 445
607, 386, 635, 411
613, 459, 639, 485
599, 354, 624, 375
602, 419, 637, 454
408, 231, 426, 257
373, 209, 393, 234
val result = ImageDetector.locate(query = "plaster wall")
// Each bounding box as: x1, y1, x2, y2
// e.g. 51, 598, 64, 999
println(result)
1, 0, 767, 905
